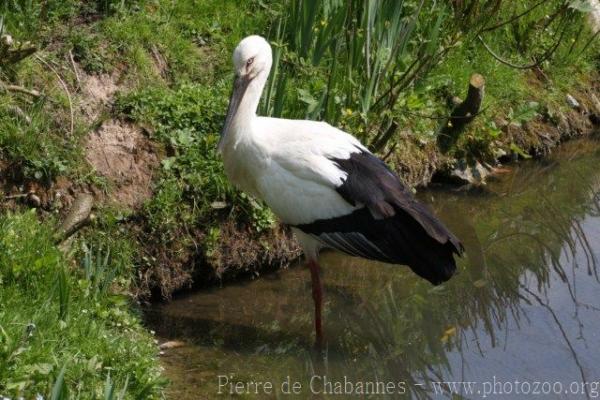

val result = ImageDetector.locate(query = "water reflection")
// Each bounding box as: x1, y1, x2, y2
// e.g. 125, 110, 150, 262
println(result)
146, 139, 600, 399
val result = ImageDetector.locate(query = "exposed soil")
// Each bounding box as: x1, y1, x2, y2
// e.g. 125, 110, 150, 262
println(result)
85, 119, 160, 208
76, 69, 162, 209
0, 156, 81, 214
210, 221, 300, 278
80, 73, 119, 121
135, 219, 300, 299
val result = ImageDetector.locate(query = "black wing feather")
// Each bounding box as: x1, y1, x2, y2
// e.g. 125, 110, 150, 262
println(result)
295, 149, 464, 285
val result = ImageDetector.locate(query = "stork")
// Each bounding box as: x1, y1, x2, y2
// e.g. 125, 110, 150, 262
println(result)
219, 35, 463, 349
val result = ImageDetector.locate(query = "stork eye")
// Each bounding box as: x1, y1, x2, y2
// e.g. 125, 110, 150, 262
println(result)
246, 57, 254, 67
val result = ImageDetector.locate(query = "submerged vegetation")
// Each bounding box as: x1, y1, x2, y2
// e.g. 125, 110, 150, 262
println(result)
0, 0, 598, 397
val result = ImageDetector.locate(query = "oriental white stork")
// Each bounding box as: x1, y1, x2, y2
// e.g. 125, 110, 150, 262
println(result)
219, 35, 463, 348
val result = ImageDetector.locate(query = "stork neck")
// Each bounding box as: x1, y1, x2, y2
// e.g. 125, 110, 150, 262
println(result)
230, 75, 266, 135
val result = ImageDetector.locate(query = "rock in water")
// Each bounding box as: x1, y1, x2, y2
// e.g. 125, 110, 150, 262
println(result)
449, 160, 491, 186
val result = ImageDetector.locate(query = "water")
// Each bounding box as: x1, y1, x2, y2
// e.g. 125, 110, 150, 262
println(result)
145, 139, 600, 399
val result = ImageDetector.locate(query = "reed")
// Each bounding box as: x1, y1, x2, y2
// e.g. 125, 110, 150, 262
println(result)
264, 0, 595, 151
82, 244, 118, 299
267, 0, 454, 149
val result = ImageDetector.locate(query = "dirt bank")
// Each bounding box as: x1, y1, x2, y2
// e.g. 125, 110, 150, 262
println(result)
392, 80, 600, 188
2, 70, 597, 300
141, 76, 599, 298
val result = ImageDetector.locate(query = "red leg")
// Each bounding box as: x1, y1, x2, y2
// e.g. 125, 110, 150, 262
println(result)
307, 259, 324, 349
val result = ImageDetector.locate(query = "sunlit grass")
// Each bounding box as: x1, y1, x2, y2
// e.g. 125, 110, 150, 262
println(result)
0, 211, 164, 398
0, 0, 598, 396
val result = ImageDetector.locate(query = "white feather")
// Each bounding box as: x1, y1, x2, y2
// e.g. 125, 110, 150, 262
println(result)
222, 116, 367, 225
253, 117, 366, 225
220, 37, 371, 258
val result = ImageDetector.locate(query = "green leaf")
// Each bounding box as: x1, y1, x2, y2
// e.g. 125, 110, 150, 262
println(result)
27, 363, 53, 375
406, 93, 424, 110
512, 101, 540, 124
50, 364, 68, 400
161, 157, 176, 171
510, 143, 532, 159
297, 88, 319, 114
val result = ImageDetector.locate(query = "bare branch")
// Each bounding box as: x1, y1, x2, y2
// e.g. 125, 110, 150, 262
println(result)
477, 29, 564, 70
478, 0, 551, 34
0, 82, 41, 98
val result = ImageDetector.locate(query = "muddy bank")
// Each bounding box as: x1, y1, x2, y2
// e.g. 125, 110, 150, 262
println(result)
139, 78, 599, 298
134, 220, 300, 299
394, 83, 600, 188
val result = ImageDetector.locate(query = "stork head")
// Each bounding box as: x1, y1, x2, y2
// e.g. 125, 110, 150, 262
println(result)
220, 36, 272, 150
232, 35, 272, 81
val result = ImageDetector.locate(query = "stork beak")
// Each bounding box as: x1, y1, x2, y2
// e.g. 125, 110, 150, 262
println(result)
219, 74, 251, 151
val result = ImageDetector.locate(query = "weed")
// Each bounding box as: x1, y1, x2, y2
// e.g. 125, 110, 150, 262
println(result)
0, 1, 598, 395
81, 244, 118, 299
0, 211, 164, 398
261, 0, 598, 153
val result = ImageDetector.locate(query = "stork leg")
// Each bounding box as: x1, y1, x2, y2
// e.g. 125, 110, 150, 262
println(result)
307, 259, 324, 349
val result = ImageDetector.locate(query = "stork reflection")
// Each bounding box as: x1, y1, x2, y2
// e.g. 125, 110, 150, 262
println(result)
146, 139, 600, 400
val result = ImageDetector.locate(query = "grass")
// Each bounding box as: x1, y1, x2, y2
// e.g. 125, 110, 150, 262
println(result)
0, 56, 80, 182
0, 210, 164, 398
257, 0, 599, 160
114, 80, 277, 295
2, 0, 281, 286
0, 0, 598, 396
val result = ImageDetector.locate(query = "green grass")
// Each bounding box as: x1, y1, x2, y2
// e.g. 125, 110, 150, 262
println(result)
69, 0, 273, 85
115, 82, 232, 234
0, 0, 598, 396
257, 0, 599, 155
0, 210, 164, 398
0, 40, 87, 182
114, 81, 276, 291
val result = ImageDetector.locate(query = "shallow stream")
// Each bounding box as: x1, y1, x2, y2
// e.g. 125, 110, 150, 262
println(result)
146, 139, 600, 399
